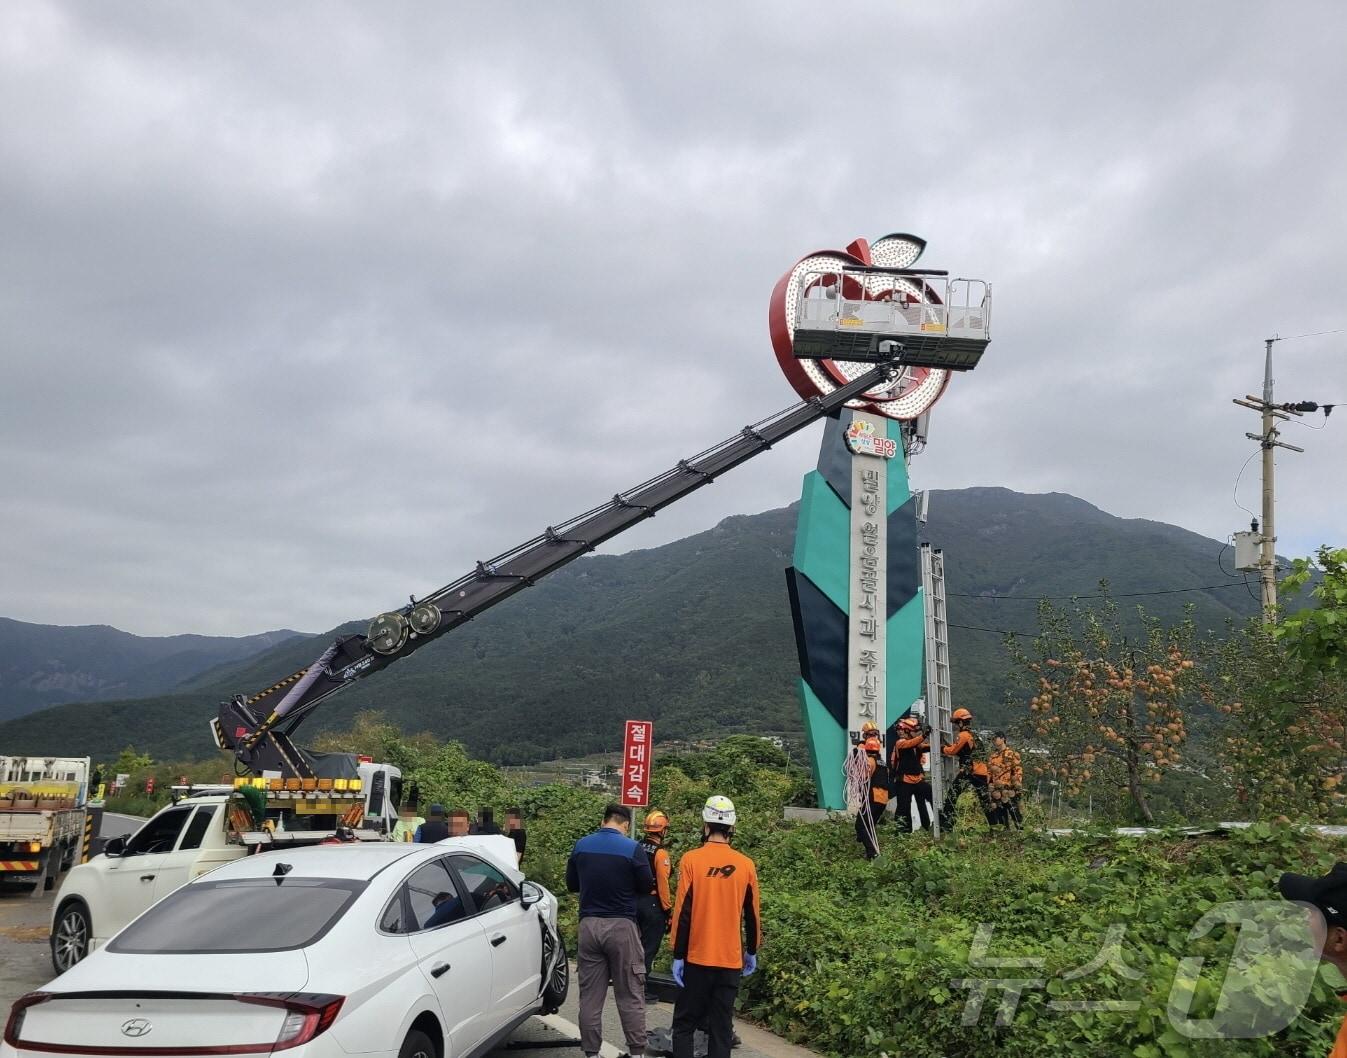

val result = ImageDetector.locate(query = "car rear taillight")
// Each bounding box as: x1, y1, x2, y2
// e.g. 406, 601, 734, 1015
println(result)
3, 992, 343, 1055
3, 992, 53, 1047
238, 993, 345, 1051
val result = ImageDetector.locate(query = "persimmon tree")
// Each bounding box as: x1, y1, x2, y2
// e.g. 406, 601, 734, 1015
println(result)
1009, 592, 1198, 824
1204, 546, 1347, 820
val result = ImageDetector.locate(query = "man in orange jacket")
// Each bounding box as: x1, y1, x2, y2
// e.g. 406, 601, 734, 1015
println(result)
987, 732, 1024, 828
670, 795, 761, 1058
939, 708, 995, 830
890, 716, 933, 831
637, 809, 674, 1001
855, 730, 890, 860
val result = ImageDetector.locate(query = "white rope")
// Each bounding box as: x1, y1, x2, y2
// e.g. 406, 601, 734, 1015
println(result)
844, 746, 880, 857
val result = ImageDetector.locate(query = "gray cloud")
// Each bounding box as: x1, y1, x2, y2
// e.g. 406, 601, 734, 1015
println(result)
2, 1, 1343, 635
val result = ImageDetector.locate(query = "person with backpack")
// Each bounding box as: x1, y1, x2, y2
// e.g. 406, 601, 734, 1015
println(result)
940, 708, 995, 830
890, 716, 933, 831
637, 809, 675, 1001
856, 735, 890, 860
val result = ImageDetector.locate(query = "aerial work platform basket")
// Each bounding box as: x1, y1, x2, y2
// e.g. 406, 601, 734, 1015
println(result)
791, 267, 991, 371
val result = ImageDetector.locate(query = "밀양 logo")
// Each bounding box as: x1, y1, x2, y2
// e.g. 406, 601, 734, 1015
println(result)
844, 419, 897, 460
121, 1019, 153, 1038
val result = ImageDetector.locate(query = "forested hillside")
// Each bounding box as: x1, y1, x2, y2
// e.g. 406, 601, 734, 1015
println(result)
0, 488, 1269, 762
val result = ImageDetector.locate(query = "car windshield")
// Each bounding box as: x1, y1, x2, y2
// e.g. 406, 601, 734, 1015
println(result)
109, 877, 365, 954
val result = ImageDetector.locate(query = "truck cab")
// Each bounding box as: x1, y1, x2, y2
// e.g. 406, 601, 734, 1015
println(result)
49, 762, 401, 975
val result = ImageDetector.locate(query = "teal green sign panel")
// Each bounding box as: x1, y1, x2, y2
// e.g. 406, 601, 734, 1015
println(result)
787, 415, 925, 810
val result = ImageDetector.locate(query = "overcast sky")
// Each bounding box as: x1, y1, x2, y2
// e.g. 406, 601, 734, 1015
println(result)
3, 2, 1344, 637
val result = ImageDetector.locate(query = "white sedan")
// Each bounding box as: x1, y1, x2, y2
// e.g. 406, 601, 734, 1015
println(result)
5, 837, 569, 1058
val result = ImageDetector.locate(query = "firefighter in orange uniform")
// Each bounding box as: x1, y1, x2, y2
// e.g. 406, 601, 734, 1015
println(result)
855, 726, 890, 859
637, 809, 675, 1001
890, 716, 933, 831
939, 707, 994, 830
670, 796, 761, 1058
987, 732, 1024, 828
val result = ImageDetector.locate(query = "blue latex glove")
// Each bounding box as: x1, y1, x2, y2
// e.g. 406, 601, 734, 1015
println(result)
742, 953, 757, 977
672, 958, 685, 987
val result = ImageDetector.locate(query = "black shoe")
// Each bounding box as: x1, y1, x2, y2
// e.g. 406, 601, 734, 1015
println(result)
644, 991, 660, 1003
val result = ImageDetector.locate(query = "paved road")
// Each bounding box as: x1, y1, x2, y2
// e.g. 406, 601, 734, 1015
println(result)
0, 887, 807, 1057
99, 812, 145, 838
0, 887, 53, 1014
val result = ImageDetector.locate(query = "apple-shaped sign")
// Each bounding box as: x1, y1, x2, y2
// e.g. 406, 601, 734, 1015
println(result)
769, 232, 950, 420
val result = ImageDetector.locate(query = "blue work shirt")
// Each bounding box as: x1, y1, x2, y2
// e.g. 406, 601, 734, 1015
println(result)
565, 825, 654, 920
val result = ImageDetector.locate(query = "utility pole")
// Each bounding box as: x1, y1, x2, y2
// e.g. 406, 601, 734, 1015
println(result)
1258, 338, 1281, 617
1230, 335, 1338, 622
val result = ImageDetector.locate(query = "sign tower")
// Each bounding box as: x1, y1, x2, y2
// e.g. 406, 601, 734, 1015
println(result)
769, 232, 991, 809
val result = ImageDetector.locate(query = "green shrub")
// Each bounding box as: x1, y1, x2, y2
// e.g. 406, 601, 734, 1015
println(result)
208, 716, 1347, 1057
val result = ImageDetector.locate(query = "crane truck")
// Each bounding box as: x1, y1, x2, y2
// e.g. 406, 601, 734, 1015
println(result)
210, 349, 951, 781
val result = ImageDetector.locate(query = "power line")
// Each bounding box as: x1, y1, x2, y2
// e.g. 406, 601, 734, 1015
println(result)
948, 621, 1037, 638
948, 582, 1248, 602
1217, 537, 1242, 579
1242, 574, 1261, 605
1269, 328, 1343, 342
1232, 448, 1259, 519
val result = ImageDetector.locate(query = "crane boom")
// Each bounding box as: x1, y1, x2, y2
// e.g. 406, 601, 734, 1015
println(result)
215, 356, 908, 777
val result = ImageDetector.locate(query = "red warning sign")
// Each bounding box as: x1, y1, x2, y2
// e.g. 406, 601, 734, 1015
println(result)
620, 720, 653, 807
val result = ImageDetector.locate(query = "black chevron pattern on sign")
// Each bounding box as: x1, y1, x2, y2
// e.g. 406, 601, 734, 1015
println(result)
887, 494, 920, 618
785, 567, 848, 727
815, 413, 852, 507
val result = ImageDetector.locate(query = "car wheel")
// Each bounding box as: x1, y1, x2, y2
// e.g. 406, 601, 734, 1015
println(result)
398, 1029, 435, 1058
52, 900, 91, 975
541, 925, 569, 1013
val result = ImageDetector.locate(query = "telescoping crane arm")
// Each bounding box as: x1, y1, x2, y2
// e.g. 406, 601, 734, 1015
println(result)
215, 356, 907, 778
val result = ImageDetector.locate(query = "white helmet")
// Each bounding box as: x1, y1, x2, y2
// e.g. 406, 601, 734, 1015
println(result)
702, 794, 736, 826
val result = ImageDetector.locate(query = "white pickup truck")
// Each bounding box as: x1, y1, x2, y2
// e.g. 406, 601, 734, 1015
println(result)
0, 755, 89, 896
50, 761, 402, 974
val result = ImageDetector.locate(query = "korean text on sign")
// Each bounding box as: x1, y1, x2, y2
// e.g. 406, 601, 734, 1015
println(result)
620, 720, 654, 807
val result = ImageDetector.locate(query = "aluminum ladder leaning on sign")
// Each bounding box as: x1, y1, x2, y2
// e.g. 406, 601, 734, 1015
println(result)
920, 543, 956, 839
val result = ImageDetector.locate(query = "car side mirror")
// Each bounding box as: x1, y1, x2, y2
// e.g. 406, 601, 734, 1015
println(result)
520, 881, 544, 909
103, 836, 126, 857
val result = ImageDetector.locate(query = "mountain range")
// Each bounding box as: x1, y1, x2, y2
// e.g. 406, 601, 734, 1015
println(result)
0, 619, 310, 723
0, 487, 1269, 764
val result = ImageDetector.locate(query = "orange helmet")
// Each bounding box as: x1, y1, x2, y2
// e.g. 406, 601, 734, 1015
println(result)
952, 708, 973, 723
864, 736, 883, 755
644, 810, 669, 832
898, 716, 919, 731
861, 721, 879, 734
